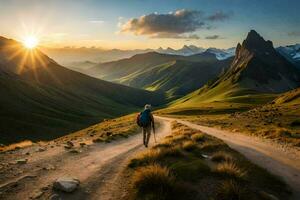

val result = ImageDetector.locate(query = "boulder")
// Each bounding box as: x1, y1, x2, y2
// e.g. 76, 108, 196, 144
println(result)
53, 177, 80, 192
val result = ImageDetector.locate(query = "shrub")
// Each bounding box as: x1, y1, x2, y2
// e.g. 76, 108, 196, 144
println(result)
132, 164, 176, 200
214, 161, 247, 179
211, 151, 234, 163
215, 180, 250, 200
191, 133, 205, 142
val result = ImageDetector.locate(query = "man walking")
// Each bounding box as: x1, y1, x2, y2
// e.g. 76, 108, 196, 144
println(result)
138, 104, 155, 147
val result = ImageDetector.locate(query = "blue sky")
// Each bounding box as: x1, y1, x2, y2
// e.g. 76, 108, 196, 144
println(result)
0, 0, 299, 49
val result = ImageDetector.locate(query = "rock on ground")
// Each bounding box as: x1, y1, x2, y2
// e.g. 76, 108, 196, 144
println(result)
53, 177, 80, 192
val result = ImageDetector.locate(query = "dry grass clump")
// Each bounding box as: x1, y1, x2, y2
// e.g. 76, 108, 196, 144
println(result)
191, 132, 205, 142
128, 147, 183, 168
215, 180, 250, 200
211, 151, 234, 163
182, 140, 198, 151
128, 149, 161, 167
214, 161, 247, 179
132, 164, 176, 200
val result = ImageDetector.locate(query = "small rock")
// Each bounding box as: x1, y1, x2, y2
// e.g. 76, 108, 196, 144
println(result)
53, 177, 80, 192
49, 194, 61, 200
66, 141, 74, 147
16, 159, 28, 164
37, 147, 46, 152
25, 152, 30, 155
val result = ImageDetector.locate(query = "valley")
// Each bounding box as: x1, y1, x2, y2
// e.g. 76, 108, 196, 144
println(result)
0, 27, 300, 200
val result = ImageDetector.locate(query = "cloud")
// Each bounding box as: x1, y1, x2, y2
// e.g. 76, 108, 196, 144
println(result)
207, 11, 233, 21
151, 33, 200, 40
205, 35, 220, 39
120, 9, 232, 39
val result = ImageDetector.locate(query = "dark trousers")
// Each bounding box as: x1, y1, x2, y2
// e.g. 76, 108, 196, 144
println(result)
143, 126, 151, 146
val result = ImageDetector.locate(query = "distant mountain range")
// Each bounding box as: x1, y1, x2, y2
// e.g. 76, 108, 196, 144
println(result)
174, 30, 300, 106
42, 45, 236, 67
0, 36, 165, 144
277, 44, 300, 69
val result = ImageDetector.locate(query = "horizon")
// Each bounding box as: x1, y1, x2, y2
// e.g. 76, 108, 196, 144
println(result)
0, 0, 299, 50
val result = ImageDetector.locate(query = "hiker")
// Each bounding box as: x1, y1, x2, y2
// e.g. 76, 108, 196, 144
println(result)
137, 104, 155, 147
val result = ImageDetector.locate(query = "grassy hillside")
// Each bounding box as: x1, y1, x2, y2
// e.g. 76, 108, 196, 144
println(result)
123, 122, 290, 200
0, 36, 165, 144
118, 58, 232, 99
87, 51, 232, 98
158, 88, 300, 147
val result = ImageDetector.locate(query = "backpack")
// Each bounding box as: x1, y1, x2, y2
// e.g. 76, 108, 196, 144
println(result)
137, 109, 151, 127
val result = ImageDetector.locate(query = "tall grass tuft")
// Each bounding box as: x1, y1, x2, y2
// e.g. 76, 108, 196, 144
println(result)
216, 180, 250, 200
132, 164, 176, 200
214, 161, 247, 179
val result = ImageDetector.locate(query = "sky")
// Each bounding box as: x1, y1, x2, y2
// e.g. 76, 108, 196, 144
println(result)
0, 0, 299, 49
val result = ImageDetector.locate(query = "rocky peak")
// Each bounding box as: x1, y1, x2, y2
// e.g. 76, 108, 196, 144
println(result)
240, 30, 274, 54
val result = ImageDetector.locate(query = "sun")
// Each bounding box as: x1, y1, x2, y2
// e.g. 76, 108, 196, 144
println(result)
23, 36, 39, 49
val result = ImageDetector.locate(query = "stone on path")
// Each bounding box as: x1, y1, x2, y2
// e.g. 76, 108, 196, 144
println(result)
53, 177, 80, 192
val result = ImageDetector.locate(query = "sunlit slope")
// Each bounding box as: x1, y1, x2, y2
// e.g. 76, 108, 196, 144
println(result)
172, 30, 300, 107
118, 58, 232, 99
0, 36, 165, 144
88, 51, 232, 97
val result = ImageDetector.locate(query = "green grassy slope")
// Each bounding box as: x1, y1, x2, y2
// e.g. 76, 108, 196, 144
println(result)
118, 58, 232, 99
88, 51, 220, 81
0, 37, 166, 144
88, 51, 232, 98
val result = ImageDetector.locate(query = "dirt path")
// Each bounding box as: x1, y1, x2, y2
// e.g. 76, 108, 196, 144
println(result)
0, 118, 171, 200
157, 116, 300, 200
1, 116, 299, 200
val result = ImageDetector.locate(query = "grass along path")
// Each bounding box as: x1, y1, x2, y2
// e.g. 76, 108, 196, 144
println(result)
156, 116, 300, 200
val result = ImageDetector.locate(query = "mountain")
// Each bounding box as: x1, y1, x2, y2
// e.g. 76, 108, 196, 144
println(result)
155, 45, 235, 60
205, 47, 235, 60
42, 47, 153, 66
174, 30, 300, 106
0, 36, 165, 144
156, 45, 206, 56
277, 44, 300, 69
87, 51, 232, 98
